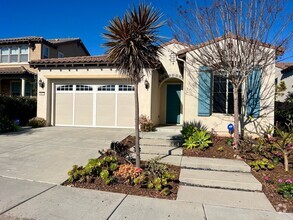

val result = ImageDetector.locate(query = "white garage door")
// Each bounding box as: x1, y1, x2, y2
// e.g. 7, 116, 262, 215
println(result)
55, 84, 135, 128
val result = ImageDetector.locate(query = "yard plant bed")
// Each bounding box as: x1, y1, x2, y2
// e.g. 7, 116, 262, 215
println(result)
63, 163, 180, 200
246, 160, 293, 212
183, 136, 236, 159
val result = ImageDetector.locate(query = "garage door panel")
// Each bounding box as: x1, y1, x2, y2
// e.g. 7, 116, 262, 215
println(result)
117, 94, 135, 127
55, 93, 73, 125
74, 93, 93, 126
96, 93, 116, 126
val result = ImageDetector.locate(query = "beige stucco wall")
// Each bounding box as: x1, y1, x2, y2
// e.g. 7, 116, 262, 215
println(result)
183, 48, 275, 135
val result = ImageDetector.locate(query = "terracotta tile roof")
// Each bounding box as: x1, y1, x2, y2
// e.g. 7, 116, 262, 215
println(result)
0, 36, 56, 48
0, 66, 34, 75
177, 33, 284, 56
276, 62, 293, 69
47, 38, 81, 44
160, 39, 190, 48
30, 55, 108, 66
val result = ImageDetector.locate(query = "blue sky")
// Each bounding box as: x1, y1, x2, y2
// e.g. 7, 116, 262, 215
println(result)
0, 0, 292, 61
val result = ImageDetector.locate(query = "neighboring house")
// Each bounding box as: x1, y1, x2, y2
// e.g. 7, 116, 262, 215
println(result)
30, 38, 276, 134
0, 36, 90, 97
275, 62, 293, 102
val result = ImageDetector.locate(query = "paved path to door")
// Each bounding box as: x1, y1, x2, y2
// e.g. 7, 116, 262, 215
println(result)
0, 127, 133, 184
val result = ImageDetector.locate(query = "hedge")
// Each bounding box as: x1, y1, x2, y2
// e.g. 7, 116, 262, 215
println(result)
0, 96, 37, 133
275, 101, 293, 131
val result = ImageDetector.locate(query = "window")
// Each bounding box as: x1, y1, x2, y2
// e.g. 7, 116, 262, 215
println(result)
56, 85, 73, 91
76, 85, 93, 91
10, 47, 19, 63
20, 46, 29, 62
58, 52, 64, 58
0, 45, 28, 63
118, 85, 135, 91
43, 46, 49, 58
1, 47, 9, 63
212, 75, 242, 114
97, 85, 115, 91
11, 81, 21, 96
25, 82, 32, 96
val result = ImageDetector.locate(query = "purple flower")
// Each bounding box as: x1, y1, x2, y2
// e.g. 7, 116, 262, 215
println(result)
278, 179, 283, 183
285, 179, 293, 184
264, 176, 269, 181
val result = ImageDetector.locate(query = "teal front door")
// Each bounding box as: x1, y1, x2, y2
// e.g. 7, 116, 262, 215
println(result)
166, 84, 181, 124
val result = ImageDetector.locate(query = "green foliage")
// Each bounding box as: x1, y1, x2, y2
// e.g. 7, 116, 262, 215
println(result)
275, 101, 293, 132
67, 156, 118, 184
248, 158, 275, 171
275, 81, 287, 98
183, 130, 212, 150
0, 96, 37, 130
278, 181, 293, 198
28, 117, 46, 128
145, 157, 168, 177
217, 146, 224, 152
226, 137, 233, 146
139, 115, 154, 132
181, 121, 207, 140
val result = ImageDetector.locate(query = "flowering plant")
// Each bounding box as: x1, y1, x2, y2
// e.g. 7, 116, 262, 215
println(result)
278, 178, 293, 198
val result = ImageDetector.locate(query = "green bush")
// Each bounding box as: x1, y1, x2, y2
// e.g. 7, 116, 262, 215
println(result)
181, 121, 207, 140
28, 117, 46, 128
183, 129, 212, 150
275, 101, 293, 131
248, 158, 275, 171
0, 96, 36, 133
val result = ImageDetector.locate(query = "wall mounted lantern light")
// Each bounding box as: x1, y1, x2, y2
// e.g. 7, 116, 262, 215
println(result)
39, 79, 45, 89
144, 79, 150, 90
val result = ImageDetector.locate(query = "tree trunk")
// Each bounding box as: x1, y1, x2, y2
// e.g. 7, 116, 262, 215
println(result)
233, 86, 240, 150
284, 152, 288, 172
134, 81, 140, 168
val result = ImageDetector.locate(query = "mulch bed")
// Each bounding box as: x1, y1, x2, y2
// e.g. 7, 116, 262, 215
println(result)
182, 135, 293, 213
63, 163, 180, 200
63, 136, 180, 200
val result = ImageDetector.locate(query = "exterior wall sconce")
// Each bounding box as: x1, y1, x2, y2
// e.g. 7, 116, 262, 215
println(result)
169, 51, 176, 64
144, 79, 150, 90
39, 79, 45, 88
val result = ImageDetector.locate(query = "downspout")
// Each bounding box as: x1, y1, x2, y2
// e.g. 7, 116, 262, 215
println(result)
177, 56, 186, 124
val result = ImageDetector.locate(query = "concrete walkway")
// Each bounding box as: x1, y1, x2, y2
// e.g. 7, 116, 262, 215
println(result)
0, 127, 292, 219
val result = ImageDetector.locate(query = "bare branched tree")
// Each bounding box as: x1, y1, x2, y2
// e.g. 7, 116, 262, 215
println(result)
170, 0, 293, 149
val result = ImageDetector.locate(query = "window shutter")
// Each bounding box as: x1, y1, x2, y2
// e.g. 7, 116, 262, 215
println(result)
247, 69, 261, 117
198, 66, 211, 116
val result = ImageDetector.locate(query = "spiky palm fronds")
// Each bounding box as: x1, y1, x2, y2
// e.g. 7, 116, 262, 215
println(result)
103, 4, 164, 83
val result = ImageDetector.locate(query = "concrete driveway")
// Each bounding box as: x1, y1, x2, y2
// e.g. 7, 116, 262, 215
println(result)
0, 127, 133, 184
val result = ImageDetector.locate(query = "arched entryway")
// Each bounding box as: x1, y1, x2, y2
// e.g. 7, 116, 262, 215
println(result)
160, 78, 183, 125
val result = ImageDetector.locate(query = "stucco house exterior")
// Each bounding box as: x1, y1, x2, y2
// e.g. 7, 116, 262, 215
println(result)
0, 36, 90, 97
275, 62, 293, 102
30, 38, 276, 134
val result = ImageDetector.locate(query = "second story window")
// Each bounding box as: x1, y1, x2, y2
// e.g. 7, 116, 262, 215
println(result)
58, 52, 64, 58
0, 45, 29, 63
43, 46, 49, 59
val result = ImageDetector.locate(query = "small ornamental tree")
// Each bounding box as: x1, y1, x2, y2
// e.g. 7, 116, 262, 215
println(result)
171, 0, 293, 149
103, 4, 164, 167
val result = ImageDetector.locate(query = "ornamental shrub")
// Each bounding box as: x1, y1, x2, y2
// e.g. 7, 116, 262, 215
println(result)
139, 115, 154, 132
28, 117, 46, 128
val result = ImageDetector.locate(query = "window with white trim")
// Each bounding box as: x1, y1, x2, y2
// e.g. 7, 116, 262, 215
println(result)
0, 45, 28, 63
43, 46, 49, 59
76, 85, 93, 91
97, 85, 115, 91
56, 85, 73, 91
118, 85, 134, 91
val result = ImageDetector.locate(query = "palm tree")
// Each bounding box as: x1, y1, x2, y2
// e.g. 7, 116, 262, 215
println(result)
103, 4, 164, 168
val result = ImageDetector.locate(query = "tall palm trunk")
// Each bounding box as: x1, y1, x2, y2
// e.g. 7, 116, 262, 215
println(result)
233, 86, 240, 150
134, 81, 140, 168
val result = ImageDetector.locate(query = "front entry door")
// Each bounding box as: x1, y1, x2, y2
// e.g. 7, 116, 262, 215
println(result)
166, 84, 181, 124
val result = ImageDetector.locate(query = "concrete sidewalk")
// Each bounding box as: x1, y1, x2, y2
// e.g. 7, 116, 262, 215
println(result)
0, 176, 292, 220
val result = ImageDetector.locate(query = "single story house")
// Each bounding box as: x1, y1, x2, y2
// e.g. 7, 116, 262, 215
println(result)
30, 38, 276, 134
